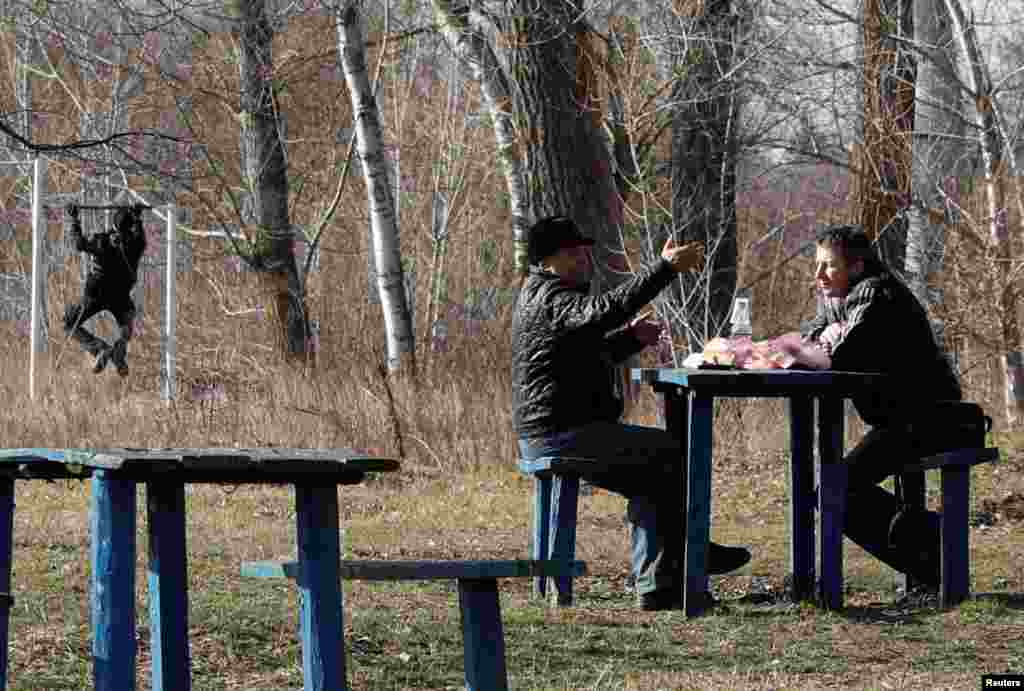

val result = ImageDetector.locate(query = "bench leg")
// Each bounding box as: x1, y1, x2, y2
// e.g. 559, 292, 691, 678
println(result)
295, 485, 346, 691
530, 476, 551, 599
0, 478, 13, 691
816, 396, 845, 610
91, 471, 137, 691
940, 467, 971, 607
548, 475, 579, 606
458, 578, 508, 691
894, 470, 926, 596
147, 481, 191, 691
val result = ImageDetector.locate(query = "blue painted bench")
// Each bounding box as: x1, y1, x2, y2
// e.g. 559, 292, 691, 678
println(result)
820, 446, 999, 609
242, 558, 586, 691
517, 456, 612, 606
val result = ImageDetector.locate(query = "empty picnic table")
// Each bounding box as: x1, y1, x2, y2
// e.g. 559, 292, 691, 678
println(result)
632, 367, 885, 616
0, 447, 400, 691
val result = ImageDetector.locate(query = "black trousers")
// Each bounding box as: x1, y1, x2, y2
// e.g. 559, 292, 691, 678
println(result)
63, 282, 136, 357
843, 404, 987, 587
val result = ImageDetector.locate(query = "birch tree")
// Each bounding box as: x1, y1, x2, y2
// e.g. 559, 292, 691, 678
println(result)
905, 0, 965, 349
336, 0, 415, 373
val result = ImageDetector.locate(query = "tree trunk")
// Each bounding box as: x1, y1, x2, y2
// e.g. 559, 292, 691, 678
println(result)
236, 0, 309, 357
336, 0, 416, 373
669, 0, 741, 349
905, 0, 963, 351
497, 2, 626, 288
859, 0, 916, 271
943, 0, 1024, 425
432, 0, 532, 274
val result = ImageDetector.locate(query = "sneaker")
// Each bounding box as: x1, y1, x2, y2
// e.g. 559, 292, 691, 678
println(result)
93, 348, 111, 374
893, 583, 939, 609
708, 542, 752, 575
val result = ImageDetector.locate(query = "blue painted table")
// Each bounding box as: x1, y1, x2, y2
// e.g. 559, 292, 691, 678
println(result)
631, 368, 885, 616
0, 447, 399, 691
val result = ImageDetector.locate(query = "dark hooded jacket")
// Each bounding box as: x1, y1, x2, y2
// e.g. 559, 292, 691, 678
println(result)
802, 268, 961, 427
512, 259, 676, 440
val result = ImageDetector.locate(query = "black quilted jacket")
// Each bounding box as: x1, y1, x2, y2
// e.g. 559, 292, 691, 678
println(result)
802, 269, 961, 426
512, 259, 676, 440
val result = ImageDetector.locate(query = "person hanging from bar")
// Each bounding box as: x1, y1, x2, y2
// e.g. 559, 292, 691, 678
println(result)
63, 202, 147, 376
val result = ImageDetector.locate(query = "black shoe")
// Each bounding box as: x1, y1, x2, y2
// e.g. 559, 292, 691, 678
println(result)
111, 341, 129, 377
638, 588, 718, 611
708, 542, 752, 575
93, 348, 111, 374
638, 588, 682, 611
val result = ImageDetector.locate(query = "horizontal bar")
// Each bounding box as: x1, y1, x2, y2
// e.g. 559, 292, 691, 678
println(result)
242, 559, 588, 582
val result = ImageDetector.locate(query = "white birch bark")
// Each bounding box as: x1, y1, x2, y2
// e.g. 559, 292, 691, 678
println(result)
431, 0, 532, 273
905, 0, 964, 351
943, 0, 1024, 424
336, 0, 415, 372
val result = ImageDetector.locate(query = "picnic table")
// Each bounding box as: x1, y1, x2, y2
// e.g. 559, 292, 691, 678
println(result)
0, 447, 400, 691
631, 368, 885, 616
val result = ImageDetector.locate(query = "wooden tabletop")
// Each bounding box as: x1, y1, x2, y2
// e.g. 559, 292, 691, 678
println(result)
0, 447, 401, 483
632, 367, 886, 397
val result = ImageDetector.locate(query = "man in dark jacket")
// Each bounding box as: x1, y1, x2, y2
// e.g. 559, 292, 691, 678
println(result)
513, 215, 751, 611
803, 224, 987, 596
63, 203, 147, 376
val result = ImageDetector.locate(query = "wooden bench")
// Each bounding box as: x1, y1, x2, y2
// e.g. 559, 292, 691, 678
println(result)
820, 446, 999, 609
242, 558, 586, 691
517, 456, 612, 606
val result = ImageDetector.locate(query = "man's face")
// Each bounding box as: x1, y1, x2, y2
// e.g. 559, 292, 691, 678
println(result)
814, 244, 862, 298
545, 244, 593, 286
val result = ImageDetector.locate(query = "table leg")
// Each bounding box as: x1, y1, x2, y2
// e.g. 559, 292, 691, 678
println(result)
787, 396, 815, 601
295, 484, 345, 691
147, 481, 191, 691
816, 397, 846, 610
458, 578, 508, 691
0, 478, 14, 691
91, 470, 137, 691
660, 385, 689, 605
684, 393, 713, 617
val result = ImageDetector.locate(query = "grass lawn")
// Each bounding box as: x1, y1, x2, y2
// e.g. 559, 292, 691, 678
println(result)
3, 441, 1022, 690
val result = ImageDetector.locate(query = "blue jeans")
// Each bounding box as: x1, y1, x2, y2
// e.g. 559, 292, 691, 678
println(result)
519, 422, 685, 596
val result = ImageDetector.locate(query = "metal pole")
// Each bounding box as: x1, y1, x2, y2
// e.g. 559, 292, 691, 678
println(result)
29, 156, 46, 400
162, 205, 176, 403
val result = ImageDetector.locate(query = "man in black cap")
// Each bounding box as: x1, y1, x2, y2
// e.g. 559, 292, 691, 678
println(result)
513, 215, 752, 611
63, 203, 147, 376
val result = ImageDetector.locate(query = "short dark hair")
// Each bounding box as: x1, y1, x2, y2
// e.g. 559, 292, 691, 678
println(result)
815, 224, 882, 273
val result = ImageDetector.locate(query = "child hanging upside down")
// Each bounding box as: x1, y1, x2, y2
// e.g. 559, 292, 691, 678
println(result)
63, 203, 147, 376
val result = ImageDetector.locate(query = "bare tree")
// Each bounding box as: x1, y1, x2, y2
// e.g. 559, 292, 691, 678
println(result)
905, 0, 966, 350
942, 0, 1024, 424
234, 0, 310, 357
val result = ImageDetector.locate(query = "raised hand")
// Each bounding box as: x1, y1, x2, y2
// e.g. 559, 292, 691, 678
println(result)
661, 236, 704, 273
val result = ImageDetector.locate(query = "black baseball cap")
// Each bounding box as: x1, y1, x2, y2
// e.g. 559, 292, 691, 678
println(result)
527, 216, 594, 264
